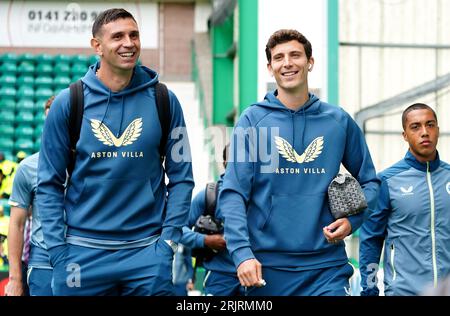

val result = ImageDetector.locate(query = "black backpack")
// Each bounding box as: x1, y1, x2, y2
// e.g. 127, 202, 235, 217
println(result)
67, 80, 170, 177
192, 182, 224, 267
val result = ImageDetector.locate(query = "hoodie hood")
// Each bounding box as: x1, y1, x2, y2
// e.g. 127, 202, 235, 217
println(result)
80, 62, 159, 138
252, 91, 321, 155
255, 91, 320, 113
82, 61, 159, 96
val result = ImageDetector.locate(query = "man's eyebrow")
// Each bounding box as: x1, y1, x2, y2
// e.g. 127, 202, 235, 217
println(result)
110, 31, 124, 37
110, 30, 139, 36
408, 119, 436, 126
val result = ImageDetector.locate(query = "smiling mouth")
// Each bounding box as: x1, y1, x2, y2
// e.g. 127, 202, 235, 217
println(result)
281, 71, 299, 77
119, 52, 136, 58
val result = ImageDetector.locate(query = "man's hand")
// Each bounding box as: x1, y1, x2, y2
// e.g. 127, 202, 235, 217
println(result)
186, 279, 195, 291
4, 278, 24, 296
323, 218, 352, 244
237, 258, 265, 287
204, 234, 226, 251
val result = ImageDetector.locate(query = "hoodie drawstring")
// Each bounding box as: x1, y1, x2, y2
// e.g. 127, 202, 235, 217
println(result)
97, 91, 125, 138
291, 107, 307, 152
117, 96, 125, 137
99, 90, 112, 127
260, 92, 319, 155
300, 106, 306, 152
291, 111, 296, 148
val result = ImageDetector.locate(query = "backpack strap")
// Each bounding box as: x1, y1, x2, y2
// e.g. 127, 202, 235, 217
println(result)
68, 80, 84, 177
155, 82, 170, 160
204, 182, 218, 217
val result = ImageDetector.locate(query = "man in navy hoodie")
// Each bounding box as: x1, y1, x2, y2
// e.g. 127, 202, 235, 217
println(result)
219, 29, 379, 295
36, 8, 194, 295
181, 144, 245, 296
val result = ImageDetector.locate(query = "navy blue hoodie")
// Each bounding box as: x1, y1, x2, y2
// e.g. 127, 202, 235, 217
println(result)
181, 174, 236, 274
37, 62, 194, 262
219, 92, 379, 270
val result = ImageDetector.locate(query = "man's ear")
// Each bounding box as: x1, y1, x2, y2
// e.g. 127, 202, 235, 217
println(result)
402, 131, 408, 142
91, 37, 103, 56
308, 57, 315, 71
267, 63, 274, 76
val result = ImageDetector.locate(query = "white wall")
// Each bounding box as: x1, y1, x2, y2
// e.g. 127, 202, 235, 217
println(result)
194, 2, 212, 33
340, 0, 450, 171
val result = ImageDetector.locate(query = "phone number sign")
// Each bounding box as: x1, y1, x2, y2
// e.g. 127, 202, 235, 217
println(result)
0, 1, 157, 48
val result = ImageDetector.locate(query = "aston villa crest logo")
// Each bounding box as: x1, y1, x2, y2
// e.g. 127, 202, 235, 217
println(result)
274, 136, 324, 164
91, 118, 143, 147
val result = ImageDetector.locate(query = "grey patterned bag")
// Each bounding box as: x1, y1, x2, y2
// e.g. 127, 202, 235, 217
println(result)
328, 173, 368, 219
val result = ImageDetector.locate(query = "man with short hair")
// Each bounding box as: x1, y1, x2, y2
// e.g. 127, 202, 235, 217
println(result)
359, 103, 450, 296
219, 29, 379, 296
37, 8, 194, 295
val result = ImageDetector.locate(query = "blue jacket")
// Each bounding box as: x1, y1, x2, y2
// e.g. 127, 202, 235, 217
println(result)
219, 92, 379, 270
359, 151, 450, 296
181, 175, 236, 274
8, 153, 51, 268
37, 62, 194, 263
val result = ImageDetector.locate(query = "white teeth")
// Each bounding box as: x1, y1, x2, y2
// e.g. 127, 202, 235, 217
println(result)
283, 71, 297, 76
120, 52, 134, 57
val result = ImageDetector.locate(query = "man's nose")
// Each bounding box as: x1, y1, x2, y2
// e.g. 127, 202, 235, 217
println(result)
123, 35, 134, 47
283, 56, 292, 67
420, 125, 429, 136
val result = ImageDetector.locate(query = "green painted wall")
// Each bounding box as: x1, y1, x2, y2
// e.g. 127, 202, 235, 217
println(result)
212, 16, 234, 125
238, 0, 258, 114
327, 0, 339, 105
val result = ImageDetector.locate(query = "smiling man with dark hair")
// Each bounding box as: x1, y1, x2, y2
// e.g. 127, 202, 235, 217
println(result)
37, 8, 194, 296
218, 29, 379, 296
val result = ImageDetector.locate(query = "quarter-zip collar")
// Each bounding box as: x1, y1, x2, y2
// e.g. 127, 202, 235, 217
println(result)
404, 150, 440, 172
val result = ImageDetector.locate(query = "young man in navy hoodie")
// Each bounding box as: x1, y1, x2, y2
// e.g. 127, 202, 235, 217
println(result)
36, 8, 194, 295
219, 29, 379, 296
